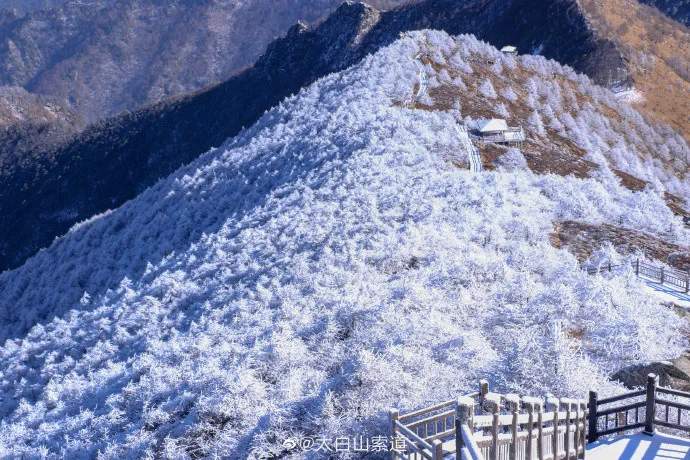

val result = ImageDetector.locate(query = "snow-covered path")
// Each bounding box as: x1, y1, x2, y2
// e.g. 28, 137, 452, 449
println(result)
406, 53, 429, 107
587, 432, 690, 459
642, 276, 690, 309
456, 124, 483, 172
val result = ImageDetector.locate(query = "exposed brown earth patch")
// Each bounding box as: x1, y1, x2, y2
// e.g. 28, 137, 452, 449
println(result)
552, 220, 690, 270
614, 169, 648, 192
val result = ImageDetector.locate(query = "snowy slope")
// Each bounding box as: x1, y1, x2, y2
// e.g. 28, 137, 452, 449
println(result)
0, 32, 687, 458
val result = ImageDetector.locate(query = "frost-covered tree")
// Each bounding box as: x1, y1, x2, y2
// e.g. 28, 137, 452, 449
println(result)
479, 78, 497, 99
501, 86, 518, 102
0, 30, 688, 459
495, 103, 510, 118
527, 110, 546, 136
495, 148, 528, 172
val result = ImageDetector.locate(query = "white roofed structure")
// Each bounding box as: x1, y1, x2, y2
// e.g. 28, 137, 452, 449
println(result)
476, 118, 509, 134
501, 45, 518, 55
473, 118, 525, 146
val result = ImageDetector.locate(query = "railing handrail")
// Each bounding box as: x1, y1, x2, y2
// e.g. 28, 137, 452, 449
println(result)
394, 420, 436, 459
458, 424, 484, 460
399, 400, 455, 423
597, 389, 646, 405
392, 380, 587, 460
657, 386, 690, 398
589, 373, 690, 443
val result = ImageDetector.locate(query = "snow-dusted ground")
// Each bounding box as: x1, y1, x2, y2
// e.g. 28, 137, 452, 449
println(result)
0, 32, 689, 458
587, 432, 690, 459
641, 276, 690, 309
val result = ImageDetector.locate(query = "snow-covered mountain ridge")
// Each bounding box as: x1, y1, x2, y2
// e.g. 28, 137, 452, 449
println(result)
0, 32, 687, 458
0, 0, 632, 274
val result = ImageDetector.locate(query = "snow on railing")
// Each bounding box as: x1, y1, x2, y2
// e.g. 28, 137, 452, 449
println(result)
391, 380, 587, 460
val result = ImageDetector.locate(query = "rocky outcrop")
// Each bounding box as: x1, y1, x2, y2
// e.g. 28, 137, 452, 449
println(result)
613, 361, 690, 391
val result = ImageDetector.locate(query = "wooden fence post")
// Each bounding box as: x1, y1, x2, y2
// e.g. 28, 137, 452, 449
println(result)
660, 267, 665, 284
547, 396, 560, 460
644, 374, 658, 435
562, 399, 573, 459
608, 262, 612, 272
483, 394, 501, 460
480, 379, 490, 406
507, 394, 520, 460
390, 409, 399, 460
587, 391, 598, 444
523, 397, 540, 460
456, 396, 475, 455
685, 273, 689, 293
635, 258, 639, 276
573, 400, 581, 459
537, 403, 545, 460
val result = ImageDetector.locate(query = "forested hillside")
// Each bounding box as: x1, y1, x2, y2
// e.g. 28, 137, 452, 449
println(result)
0, 0, 633, 273
636, 0, 690, 26
580, 0, 690, 144
0, 31, 687, 458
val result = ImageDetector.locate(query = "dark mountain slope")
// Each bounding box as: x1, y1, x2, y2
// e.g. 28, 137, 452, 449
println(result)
0, 86, 84, 168
0, 0, 630, 272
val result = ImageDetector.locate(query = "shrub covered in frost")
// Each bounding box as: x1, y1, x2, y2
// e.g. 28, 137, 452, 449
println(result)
0, 31, 686, 459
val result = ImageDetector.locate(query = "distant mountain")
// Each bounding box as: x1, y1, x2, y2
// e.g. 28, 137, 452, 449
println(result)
636, 0, 690, 26
0, 0, 412, 121
0, 86, 84, 167
579, 0, 690, 145
1, 0, 111, 13
0, 0, 635, 272
0, 31, 687, 458
0, 86, 80, 128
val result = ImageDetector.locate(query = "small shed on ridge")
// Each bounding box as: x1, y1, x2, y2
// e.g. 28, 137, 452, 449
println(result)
501, 45, 518, 56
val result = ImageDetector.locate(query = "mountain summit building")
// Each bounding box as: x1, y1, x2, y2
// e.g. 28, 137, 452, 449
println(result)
473, 118, 526, 146
501, 45, 518, 55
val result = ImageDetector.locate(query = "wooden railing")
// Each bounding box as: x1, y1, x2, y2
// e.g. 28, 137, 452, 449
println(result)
635, 259, 690, 293
587, 374, 690, 443
583, 258, 690, 293
391, 381, 586, 460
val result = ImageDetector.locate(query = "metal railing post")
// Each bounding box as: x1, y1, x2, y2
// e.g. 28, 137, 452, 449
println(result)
644, 374, 658, 435
587, 391, 598, 444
